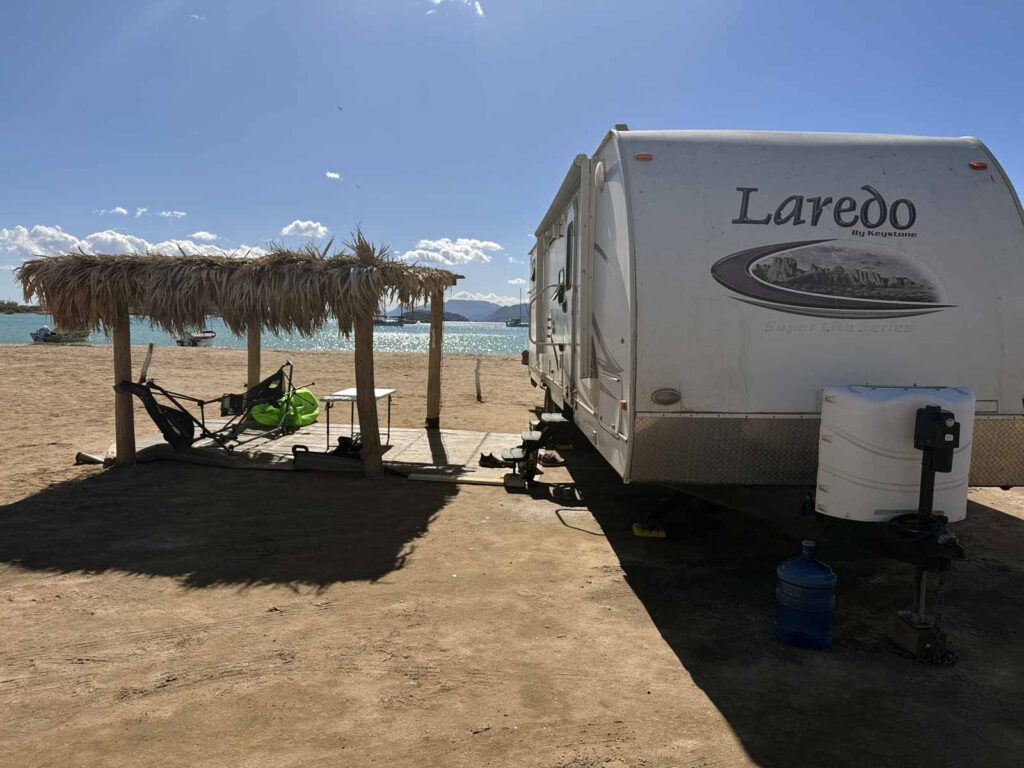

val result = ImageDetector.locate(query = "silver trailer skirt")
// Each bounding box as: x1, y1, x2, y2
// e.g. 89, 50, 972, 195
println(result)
630, 414, 1024, 487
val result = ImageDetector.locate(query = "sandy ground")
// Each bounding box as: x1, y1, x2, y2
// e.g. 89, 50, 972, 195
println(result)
0, 344, 537, 500
1, 343, 1023, 767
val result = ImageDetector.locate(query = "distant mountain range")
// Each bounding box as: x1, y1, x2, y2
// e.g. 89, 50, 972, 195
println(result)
752, 255, 937, 302
388, 299, 529, 323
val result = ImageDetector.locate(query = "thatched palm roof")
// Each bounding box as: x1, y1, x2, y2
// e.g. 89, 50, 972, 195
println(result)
17, 233, 460, 336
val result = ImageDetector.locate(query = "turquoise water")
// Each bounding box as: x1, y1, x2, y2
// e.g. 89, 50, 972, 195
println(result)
0, 313, 528, 356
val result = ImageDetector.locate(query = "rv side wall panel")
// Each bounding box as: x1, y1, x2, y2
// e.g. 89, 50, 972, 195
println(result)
618, 130, 1024, 486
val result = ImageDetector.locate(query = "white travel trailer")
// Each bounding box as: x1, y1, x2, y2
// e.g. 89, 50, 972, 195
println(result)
527, 127, 1024, 507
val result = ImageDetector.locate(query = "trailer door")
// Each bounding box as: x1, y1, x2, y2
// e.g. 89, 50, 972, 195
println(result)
535, 204, 575, 406
560, 202, 577, 400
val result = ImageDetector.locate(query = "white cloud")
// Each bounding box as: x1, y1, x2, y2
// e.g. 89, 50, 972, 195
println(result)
234, 244, 268, 257
450, 290, 519, 306
429, 0, 484, 17
0, 225, 81, 259
84, 229, 152, 254
507, 277, 527, 286
135, 207, 148, 218
94, 206, 128, 216
0, 224, 267, 266
400, 237, 502, 265
280, 219, 329, 238
190, 14, 206, 21
189, 231, 218, 241
154, 238, 266, 257
508, 255, 524, 265
158, 210, 188, 219
325, 171, 341, 180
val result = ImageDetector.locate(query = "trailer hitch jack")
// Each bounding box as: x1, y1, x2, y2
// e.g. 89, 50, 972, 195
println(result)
886, 405, 964, 664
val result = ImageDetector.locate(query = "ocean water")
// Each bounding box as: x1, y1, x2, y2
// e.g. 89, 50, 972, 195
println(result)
0, 313, 529, 356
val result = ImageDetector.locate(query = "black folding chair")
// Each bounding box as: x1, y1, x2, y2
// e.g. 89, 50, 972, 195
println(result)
117, 361, 301, 452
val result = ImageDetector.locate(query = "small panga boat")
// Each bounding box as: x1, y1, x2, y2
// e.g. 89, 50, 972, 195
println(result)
30, 325, 91, 344
174, 329, 217, 347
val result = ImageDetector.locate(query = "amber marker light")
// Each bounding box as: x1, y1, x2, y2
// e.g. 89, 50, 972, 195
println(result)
969, 161, 988, 170
634, 153, 653, 161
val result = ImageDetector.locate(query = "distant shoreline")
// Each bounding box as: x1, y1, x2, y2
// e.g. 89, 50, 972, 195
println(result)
0, 313, 528, 355
0, 341, 522, 359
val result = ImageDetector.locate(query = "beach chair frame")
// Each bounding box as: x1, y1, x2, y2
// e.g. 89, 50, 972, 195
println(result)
117, 361, 299, 452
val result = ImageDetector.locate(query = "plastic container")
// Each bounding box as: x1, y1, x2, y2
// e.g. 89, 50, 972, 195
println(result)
815, 385, 974, 523
774, 540, 836, 650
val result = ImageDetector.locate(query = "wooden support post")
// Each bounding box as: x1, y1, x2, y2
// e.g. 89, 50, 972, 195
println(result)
247, 322, 262, 389
112, 311, 136, 467
426, 289, 444, 429
354, 311, 383, 476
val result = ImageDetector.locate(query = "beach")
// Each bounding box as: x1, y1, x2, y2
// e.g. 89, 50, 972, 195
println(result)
0, 343, 535, 502
1, 343, 1023, 767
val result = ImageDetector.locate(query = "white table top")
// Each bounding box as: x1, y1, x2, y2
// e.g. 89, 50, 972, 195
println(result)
320, 387, 396, 403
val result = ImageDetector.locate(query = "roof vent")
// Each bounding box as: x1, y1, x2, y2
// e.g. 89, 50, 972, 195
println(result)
614, 123, 630, 131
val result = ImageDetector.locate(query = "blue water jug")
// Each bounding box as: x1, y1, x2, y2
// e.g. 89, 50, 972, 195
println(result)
774, 540, 836, 649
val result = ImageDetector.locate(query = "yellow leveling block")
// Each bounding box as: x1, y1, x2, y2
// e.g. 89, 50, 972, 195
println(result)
632, 522, 667, 539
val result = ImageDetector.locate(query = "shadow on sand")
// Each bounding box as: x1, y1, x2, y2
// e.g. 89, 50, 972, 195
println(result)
543, 440, 1024, 768
0, 462, 457, 590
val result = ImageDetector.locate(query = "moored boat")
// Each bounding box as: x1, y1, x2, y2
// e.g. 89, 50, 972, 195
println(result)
505, 288, 527, 327
174, 329, 217, 347
30, 326, 91, 344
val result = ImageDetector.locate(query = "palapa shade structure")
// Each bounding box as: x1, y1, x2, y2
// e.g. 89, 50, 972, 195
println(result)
17, 233, 461, 474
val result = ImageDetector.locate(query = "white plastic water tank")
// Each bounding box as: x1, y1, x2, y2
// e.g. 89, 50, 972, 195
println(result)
815, 386, 975, 523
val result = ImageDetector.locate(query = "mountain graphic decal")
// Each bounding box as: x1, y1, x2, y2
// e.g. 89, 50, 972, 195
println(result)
710, 240, 953, 319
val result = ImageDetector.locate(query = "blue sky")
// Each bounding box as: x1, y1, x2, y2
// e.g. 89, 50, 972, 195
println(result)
2, 0, 1023, 303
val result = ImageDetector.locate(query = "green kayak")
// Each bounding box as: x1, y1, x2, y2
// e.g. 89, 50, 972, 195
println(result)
250, 387, 320, 428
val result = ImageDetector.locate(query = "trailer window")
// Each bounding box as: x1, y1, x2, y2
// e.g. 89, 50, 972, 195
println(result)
565, 221, 574, 289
